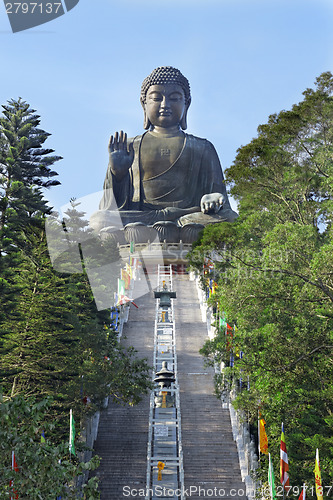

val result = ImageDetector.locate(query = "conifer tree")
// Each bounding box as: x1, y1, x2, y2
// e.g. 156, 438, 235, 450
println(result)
1, 99, 151, 433
0, 98, 61, 251
0, 98, 62, 328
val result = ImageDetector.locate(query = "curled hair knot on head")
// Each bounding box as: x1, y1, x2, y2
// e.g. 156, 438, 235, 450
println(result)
140, 66, 191, 130
140, 66, 191, 105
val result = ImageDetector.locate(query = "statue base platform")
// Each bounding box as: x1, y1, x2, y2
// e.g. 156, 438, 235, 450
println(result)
90, 208, 237, 243
99, 220, 205, 246
119, 240, 193, 267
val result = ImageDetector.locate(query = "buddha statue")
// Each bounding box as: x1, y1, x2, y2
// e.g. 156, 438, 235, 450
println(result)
90, 66, 237, 243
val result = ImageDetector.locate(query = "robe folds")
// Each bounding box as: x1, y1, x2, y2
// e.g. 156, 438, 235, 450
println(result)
99, 132, 232, 214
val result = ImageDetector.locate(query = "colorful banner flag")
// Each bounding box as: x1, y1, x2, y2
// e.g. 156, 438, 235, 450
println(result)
204, 257, 214, 269
110, 308, 119, 325
10, 450, 19, 499
69, 409, 76, 456
121, 268, 131, 290
219, 316, 226, 329
280, 423, 290, 490
118, 295, 139, 308
157, 461, 165, 481
117, 278, 125, 304
211, 280, 218, 294
314, 449, 323, 500
268, 453, 277, 500
258, 414, 268, 455
298, 484, 306, 500
126, 262, 133, 279
118, 278, 125, 295
226, 325, 233, 352
219, 316, 232, 330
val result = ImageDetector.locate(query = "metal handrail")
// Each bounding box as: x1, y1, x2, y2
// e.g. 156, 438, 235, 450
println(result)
145, 264, 184, 500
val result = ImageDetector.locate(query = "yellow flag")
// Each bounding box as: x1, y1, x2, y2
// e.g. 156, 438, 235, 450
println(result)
314, 449, 323, 500
157, 461, 165, 481
121, 268, 125, 282
126, 262, 133, 279
259, 416, 268, 455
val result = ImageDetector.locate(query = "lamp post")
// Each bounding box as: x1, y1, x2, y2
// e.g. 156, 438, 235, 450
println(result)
154, 361, 176, 408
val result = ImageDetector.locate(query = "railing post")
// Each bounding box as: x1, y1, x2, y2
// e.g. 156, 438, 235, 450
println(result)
145, 265, 184, 500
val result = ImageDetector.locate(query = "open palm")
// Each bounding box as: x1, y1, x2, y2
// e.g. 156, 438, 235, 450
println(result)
109, 131, 134, 181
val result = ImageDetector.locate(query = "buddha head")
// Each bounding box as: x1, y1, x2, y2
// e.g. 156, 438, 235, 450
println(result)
140, 66, 191, 130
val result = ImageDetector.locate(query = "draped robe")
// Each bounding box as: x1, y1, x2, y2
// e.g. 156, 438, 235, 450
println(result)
99, 132, 235, 225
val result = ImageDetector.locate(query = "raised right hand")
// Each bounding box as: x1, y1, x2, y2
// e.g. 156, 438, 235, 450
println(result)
108, 131, 134, 181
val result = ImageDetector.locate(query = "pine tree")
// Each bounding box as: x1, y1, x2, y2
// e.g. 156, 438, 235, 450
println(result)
0, 98, 62, 329
0, 97, 61, 252
0, 98, 152, 500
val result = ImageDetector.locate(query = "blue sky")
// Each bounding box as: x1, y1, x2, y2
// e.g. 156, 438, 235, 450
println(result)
1, 0, 333, 215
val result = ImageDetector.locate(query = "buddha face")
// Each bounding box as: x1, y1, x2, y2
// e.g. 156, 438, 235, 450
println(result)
145, 84, 187, 130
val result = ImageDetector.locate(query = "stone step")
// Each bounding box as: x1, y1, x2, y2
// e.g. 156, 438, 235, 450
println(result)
91, 275, 248, 499
173, 277, 246, 499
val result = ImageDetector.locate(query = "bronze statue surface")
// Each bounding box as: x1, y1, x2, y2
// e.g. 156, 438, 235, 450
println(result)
91, 66, 237, 242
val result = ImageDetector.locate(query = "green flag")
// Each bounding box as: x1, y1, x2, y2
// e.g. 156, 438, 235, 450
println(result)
268, 453, 277, 499
69, 409, 76, 456
219, 317, 226, 329
41, 430, 46, 443
118, 278, 125, 297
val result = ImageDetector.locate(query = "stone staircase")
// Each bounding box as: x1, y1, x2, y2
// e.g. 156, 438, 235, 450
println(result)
92, 274, 247, 500
174, 276, 246, 500
92, 280, 154, 499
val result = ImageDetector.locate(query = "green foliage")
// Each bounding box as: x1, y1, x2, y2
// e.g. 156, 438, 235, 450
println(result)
189, 72, 333, 492
0, 214, 151, 440
0, 98, 61, 256
0, 394, 100, 499
0, 98, 152, 496
0, 98, 63, 354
